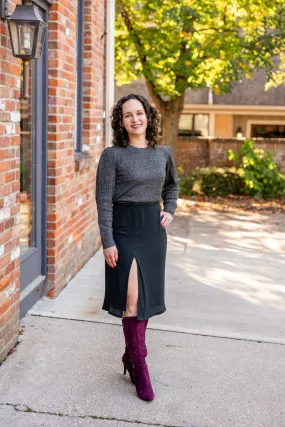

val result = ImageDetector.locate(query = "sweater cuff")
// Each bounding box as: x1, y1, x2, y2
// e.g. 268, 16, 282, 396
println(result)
102, 234, 116, 249
163, 201, 177, 217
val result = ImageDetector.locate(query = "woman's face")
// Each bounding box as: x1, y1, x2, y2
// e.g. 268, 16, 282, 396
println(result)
121, 99, 148, 137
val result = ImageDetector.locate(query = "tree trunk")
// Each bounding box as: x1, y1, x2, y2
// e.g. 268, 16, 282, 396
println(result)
159, 93, 185, 161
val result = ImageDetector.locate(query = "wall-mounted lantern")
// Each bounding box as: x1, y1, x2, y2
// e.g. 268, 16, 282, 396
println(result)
235, 127, 244, 139
1, 1, 47, 98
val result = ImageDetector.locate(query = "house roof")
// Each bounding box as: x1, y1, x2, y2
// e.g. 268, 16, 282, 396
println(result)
115, 70, 285, 106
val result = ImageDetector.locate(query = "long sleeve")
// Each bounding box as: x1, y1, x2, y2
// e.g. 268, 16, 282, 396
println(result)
161, 147, 180, 216
95, 147, 117, 249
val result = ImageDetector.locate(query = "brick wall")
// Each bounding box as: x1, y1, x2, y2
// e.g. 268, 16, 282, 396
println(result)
0, 0, 21, 362
0, 0, 106, 363
176, 137, 209, 171
46, 0, 106, 297
176, 137, 285, 173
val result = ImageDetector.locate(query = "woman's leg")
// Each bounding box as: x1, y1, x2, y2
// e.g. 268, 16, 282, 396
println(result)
122, 258, 139, 318
121, 258, 139, 383
121, 259, 154, 400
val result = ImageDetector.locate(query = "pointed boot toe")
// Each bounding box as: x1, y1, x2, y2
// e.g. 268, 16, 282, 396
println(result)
134, 363, 155, 401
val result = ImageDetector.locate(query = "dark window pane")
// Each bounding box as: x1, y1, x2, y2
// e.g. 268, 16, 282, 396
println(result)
251, 124, 285, 138
20, 62, 34, 253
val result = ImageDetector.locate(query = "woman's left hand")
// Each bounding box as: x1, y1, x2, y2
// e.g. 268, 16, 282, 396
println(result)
160, 211, 173, 228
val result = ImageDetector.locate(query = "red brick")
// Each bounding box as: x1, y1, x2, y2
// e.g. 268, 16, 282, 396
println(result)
0, 299, 10, 317
0, 275, 10, 292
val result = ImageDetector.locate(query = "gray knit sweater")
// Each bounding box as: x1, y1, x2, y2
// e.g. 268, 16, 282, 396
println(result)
95, 143, 180, 249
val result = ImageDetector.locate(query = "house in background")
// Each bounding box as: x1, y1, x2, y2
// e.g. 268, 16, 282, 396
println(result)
115, 69, 285, 140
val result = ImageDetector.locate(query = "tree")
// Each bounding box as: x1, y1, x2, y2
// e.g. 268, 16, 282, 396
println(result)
115, 0, 285, 157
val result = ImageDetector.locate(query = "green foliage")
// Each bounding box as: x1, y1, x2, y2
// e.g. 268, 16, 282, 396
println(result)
178, 166, 244, 197
265, 53, 285, 90
178, 139, 285, 199
227, 139, 285, 198
115, 0, 285, 100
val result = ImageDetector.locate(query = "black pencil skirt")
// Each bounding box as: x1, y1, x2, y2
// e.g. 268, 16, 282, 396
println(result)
102, 201, 167, 320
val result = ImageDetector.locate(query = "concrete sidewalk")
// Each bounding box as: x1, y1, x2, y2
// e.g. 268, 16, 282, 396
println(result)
0, 316, 284, 427
0, 207, 285, 426
30, 208, 285, 344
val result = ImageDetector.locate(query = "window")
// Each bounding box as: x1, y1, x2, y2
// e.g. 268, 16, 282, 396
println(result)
20, 62, 34, 253
178, 114, 209, 137
251, 124, 285, 138
74, 0, 84, 152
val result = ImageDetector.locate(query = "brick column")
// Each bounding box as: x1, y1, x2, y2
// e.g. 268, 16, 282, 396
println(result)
46, 0, 106, 297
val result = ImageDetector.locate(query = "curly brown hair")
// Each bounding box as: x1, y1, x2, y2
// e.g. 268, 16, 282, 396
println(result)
110, 94, 160, 148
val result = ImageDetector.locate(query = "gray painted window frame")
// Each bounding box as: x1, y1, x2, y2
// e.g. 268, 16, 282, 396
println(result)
75, 0, 84, 152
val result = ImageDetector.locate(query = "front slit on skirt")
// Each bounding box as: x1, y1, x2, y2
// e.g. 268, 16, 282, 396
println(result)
102, 201, 167, 320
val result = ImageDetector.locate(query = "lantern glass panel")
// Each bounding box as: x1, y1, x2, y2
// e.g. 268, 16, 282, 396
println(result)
8, 21, 20, 55
9, 21, 36, 57
19, 22, 36, 56
35, 23, 46, 59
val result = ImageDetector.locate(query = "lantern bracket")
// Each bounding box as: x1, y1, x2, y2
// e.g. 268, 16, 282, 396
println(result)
0, 0, 10, 19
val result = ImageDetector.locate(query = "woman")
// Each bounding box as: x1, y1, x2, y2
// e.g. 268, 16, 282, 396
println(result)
95, 94, 180, 402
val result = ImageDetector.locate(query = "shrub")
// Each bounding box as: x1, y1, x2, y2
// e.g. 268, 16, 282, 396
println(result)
178, 166, 244, 197
228, 139, 285, 198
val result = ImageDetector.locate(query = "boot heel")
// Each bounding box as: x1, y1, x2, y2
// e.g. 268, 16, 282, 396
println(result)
122, 353, 135, 384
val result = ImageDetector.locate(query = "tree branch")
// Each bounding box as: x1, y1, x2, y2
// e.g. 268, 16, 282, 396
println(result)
117, 0, 164, 110
173, 39, 189, 92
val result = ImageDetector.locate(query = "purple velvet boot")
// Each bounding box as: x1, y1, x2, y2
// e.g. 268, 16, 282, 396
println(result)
122, 343, 135, 384
122, 317, 154, 401
122, 318, 148, 385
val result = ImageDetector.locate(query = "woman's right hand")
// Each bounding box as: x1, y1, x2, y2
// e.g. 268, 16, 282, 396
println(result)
103, 245, 118, 268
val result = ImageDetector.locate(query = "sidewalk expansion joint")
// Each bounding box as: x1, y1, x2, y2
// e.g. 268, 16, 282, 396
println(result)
28, 313, 285, 346
0, 402, 191, 427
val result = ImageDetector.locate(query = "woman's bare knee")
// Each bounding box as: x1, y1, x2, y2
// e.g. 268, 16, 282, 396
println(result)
126, 298, 138, 315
